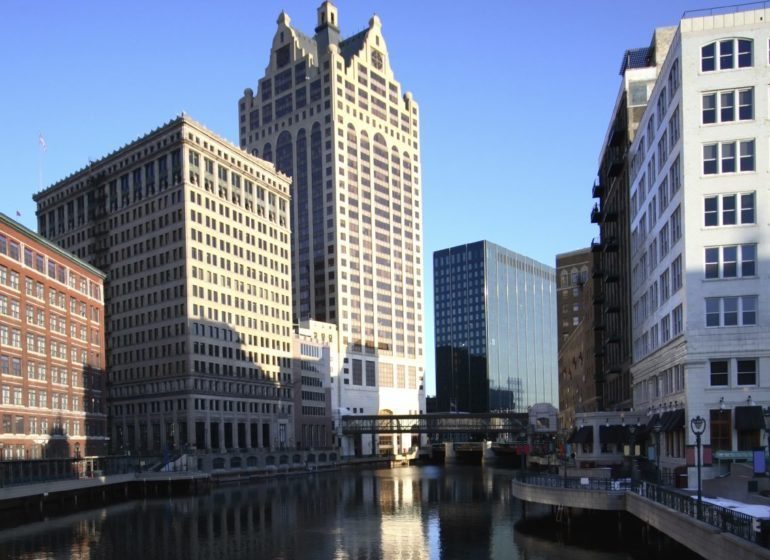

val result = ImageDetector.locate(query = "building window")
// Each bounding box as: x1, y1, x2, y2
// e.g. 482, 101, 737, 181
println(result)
705, 244, 756, 279
710, 409, 732, 451
704, 193, 755, 226
702, 88, 753, 124
710, 360, 729, 386
737, 359, 757, 386
703, 140, 754, 174
701, 38, 753, 72
671, 255, 682, 293
672, 305, 683, 336
705, 295, 757, 327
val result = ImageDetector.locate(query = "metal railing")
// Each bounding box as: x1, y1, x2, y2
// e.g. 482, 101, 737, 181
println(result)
516, 473, 632, 493
516, 474, 770, 548
636, 482, 769, 546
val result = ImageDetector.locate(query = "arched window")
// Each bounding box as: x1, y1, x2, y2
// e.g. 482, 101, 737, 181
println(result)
276, 131, 293, 177
701, 38, 752, 72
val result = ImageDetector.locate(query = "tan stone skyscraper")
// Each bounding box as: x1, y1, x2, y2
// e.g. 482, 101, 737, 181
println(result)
34, 116, 294, 454
238, 2, 424, 453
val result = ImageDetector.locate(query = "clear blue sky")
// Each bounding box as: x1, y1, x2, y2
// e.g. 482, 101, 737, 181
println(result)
0, 0, 731, 395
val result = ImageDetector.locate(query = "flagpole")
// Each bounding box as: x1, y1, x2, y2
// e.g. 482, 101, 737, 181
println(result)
38, 133, 47, 191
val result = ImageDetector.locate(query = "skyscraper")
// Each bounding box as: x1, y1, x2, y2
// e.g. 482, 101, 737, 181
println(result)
434, 241, 557, 414
34, 116, 295, 453
239, 2, 424, 453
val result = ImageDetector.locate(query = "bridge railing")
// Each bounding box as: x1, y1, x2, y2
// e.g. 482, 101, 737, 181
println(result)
515, 473, 632, 493
516, 473, 770, 547
635, 482, 769, 547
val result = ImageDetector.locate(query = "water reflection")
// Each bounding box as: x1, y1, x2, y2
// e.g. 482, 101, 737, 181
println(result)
0, 466, 632, 560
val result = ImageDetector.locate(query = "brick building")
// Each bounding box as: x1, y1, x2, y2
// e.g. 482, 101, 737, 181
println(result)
0, 213, 107, 459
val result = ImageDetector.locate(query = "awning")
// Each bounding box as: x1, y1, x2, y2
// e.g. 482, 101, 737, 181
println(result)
647, 413, 660, 430
735, 406, 764, 431
662, 409, 685, 433
568, 425, 593, 445
599, 425, 623, 445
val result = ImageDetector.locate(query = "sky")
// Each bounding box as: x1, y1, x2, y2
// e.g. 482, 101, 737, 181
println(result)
0, 0, 735, 396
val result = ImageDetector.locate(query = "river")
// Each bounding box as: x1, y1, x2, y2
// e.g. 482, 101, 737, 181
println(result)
0, 465, 637, 560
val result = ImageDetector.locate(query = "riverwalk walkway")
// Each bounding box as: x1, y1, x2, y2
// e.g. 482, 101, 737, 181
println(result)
0, 471, 208, 502
512, 473, 770, 560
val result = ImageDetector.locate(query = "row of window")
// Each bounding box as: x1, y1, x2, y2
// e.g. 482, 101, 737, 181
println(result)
633, 304, 683, 359
705, 295, 757, 327
703, 140, 754, 174
710, 357, 757, 386
701, 38, 753, 72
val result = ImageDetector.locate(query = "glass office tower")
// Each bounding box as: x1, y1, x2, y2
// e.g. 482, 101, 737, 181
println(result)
434, 241, 557, 412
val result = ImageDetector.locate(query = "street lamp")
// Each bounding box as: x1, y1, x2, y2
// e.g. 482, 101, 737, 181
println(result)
653, 418, 662, 484
628, 423, 637, 482
690, 416, 707, 520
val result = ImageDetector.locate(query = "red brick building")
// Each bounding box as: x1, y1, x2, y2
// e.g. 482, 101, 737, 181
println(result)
0, 213, 107, 459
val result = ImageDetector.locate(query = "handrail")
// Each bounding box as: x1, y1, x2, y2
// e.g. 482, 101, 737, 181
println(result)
515, 474, 770, 547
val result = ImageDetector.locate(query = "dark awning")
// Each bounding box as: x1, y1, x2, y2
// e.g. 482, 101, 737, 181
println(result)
569, 425, 593, 445
599, 425, 622, 445
735, 406, 764, 431
662, 409, 685, 433
647, 413, 661, 430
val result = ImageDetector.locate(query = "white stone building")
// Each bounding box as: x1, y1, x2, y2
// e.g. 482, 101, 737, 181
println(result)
629, 7, 770, 483
238, 2, 425, 454
34, 116, 295, 454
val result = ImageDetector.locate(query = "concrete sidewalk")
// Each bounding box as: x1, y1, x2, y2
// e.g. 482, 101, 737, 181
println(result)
701, 463, 770, 506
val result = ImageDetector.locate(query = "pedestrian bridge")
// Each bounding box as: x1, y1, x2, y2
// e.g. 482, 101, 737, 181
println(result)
512, 474, 770, 560
340, 412, 527, 435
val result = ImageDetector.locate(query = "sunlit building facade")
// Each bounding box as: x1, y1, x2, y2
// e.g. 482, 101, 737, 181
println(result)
0, 214, 107, 459
627, 7, 770, 482
238, 2, 425, 453
434, 241, 557, 413
33, 116, 294, 454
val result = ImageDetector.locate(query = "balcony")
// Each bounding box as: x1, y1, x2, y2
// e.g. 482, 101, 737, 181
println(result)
590, 204, 602, 223
605, 237, 619, 252
592, 182, 603, 199
591, 238, 602, 253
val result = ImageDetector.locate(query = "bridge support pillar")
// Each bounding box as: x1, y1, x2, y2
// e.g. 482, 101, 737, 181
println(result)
444, 442, 456, 463
482, 440, 496, 464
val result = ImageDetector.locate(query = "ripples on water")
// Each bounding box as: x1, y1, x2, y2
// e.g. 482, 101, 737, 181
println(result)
0, 465, 634, 560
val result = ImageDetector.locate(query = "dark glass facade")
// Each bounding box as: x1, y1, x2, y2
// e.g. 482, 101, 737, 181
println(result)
434, 241, 557, 413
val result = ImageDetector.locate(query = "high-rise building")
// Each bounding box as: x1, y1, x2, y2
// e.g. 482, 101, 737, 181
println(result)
291, 319, 336, 449
556, 248, 598, 430
238, 2, 425, 453
33, 116, 295, 453
0, 213, 107, 459
627, 6, 770, 482
592, 28, 675, 412
434, 241, 557, 414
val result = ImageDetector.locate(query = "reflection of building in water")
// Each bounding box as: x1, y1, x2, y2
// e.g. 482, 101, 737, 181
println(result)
435, 469, 494, 558
378, 472, 429, 559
